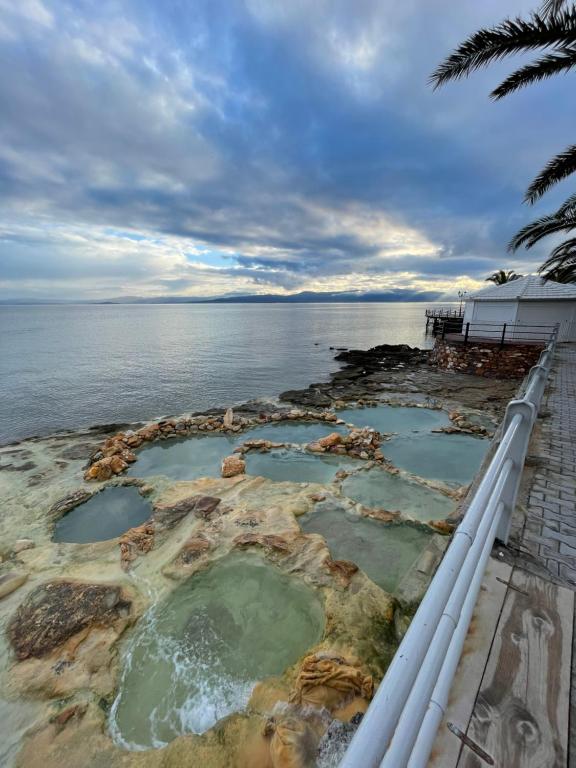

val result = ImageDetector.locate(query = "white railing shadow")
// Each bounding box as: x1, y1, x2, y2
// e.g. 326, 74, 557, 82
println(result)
339, 324, 559, 768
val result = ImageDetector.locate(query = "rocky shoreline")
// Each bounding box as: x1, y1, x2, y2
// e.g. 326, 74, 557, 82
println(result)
0, 343, 519, 768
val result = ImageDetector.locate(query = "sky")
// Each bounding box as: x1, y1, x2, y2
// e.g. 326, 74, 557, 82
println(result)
1, 0, 576, 301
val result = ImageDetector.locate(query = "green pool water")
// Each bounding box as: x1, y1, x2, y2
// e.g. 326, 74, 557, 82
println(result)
383, 433, 489, 486
127, 422, 348, 480
341, 468, 455, 522
337, 405, 450, 434
127, 434, 236, 481
52, 487, 151, 543
109, 554, 324, 749
242, 420, 346, 444
245, 448, 360, 484
300, 503, 432, 593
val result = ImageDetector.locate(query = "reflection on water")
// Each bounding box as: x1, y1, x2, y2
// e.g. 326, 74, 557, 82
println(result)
383, 433, 489, 486
245, 448, 360, 484
109, 554, 324, 749
2, 303, 439, 443
300, 503, 432, 593
337, 405, 450, 434
52, 487, 151, 543
127, 434, 236, 481
341, 468, 455, 521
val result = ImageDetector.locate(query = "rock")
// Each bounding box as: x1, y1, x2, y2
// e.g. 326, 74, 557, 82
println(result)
234, 533, 291, 553
223, 408, 234, 428
119, 523, 155, 569
13, 539, 35, 553
178, 534, 211, 564
154, 495, 222, 528
49, 490, 92, 518
325, 558, 359, 585
318, 432, 343, 448
109, 455, 128, 474
428, 519, 455, 535
221, 455, 246, 478
307, 441, 325, 453
7, 581, 131, 660
0, 571, 28, 599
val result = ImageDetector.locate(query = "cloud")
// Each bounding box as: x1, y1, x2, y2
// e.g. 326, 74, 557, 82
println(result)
0, 0, 574, 299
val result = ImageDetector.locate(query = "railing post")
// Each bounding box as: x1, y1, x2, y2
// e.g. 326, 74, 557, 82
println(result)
441, 320, 446, 340
495, 399, 536, 543
500, 322, 507, 348
464, 322, 469, 345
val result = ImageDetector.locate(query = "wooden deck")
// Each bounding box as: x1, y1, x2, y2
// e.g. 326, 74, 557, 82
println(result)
429, 345, 576, 768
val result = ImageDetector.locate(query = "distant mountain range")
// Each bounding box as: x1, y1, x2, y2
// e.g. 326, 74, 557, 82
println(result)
2, 289, 445, 305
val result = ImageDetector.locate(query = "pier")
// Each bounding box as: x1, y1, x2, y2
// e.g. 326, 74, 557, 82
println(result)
425, 307, 464, 335
429, 343, 576, 767
340, 336, 576, 767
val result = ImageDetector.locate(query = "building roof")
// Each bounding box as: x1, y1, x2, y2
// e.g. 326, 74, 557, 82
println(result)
469, 275, 576, 302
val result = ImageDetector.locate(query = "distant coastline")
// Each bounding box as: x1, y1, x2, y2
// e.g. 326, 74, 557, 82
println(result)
0, 290, 452, 305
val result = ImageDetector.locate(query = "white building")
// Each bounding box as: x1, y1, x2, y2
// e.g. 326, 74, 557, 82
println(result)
463, 275, 576, 342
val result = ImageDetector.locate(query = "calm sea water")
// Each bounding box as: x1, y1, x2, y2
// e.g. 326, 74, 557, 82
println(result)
0, 303, 447, 444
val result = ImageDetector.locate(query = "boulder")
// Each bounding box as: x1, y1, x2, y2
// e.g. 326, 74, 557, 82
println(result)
223, 407, 234, 428
221, 455, 246, 478
119, 523, 154, 569
7, 581, 131, 660
318, 432, 342, 448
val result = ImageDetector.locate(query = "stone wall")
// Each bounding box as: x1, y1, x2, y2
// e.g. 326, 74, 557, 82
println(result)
431, 338, 543, 379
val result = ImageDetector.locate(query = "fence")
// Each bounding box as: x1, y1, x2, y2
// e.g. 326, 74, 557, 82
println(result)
339, 327, 559, 768
439, 320, 557, 347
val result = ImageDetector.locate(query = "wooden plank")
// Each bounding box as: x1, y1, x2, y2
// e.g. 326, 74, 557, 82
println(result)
428, 558, 512, 768
456, 569, 574, 768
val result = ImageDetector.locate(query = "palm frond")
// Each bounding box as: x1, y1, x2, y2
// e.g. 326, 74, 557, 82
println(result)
541, 0, 570, 19
508, 211, 576, 250
540, 236, 576, 269
491, 47, 576, 98
525, 144, 576, 203
538, 235, 576, 282
430, 10, 576, 88
556, 191, 576, 216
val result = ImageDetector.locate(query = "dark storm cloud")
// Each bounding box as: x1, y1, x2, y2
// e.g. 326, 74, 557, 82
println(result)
0, 0, 574, 298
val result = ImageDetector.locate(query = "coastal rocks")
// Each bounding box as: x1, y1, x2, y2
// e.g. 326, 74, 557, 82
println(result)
153, 494, 222, 528
279, 388, 333, 408
318, 432, 343, 449
177, 534, 212, 565
307, 428, 383, 461
49, 490, 92, 519
221, 455, 246, 478
223, 407, 234, 428
0, 570, 28, 599
7, 581, 131, 660
324, 558, 359, 586
119, 523, 155, 570
289, 652, 373, 713
334, 344, 428, 372
234, 532, 292, 554
84, 455, 131, 481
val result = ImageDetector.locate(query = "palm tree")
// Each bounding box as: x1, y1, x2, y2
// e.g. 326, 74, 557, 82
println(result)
486, 269, 522, 285
430, 6, 576, 204
431, 1, 576, 281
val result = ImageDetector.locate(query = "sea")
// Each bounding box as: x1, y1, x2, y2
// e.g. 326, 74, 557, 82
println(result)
0, 302, 450, 444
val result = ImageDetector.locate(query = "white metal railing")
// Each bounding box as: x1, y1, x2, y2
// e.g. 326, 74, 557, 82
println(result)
340, 326, 559, 768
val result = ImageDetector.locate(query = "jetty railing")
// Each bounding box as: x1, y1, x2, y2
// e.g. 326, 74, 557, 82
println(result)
339, 327, 559, 768
439, 320, 558, 347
